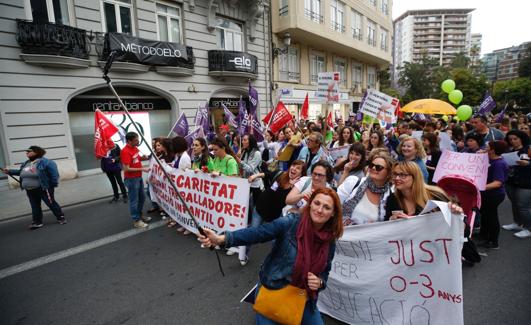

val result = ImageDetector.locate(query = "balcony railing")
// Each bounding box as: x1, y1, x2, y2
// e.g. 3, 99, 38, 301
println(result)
304, 9, 323, 23
279, 5, 288, 16
368, 38, 376, 47
331, 22, 345, 33
352, 28, 363, 41
16, 19, 90, 59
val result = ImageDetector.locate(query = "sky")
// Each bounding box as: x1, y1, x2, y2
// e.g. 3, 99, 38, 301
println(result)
392, 0, 531, 55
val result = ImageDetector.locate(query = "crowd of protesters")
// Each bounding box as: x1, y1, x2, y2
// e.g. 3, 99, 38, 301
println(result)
4, 108, 529, 324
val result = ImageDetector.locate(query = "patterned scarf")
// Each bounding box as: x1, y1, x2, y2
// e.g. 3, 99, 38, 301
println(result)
342, 177, 391, 224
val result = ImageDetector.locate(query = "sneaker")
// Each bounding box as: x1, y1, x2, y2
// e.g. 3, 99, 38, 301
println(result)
240, 257, 249, 266
140, 215, 152, 223
109, 197, 119, 203
29, 223, 44, 230
176, 227, 185, 232
502, 223, 523, 231
133, 220, 149, 228
514, 229, 531, 238
226, 249, 236, 256
183, 230, 191, 235
57, 217, 67, 225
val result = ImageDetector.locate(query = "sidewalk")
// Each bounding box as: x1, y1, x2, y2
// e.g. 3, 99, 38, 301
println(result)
0, 173, 124, 221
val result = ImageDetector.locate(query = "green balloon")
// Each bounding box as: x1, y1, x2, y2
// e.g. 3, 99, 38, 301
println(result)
448, 89, 463, 105
456, 105, 472, 121
442, 115, 449, 122
441, 79, 456, 93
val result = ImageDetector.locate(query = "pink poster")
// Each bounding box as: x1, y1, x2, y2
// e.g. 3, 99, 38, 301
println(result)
433, 150, 489, 190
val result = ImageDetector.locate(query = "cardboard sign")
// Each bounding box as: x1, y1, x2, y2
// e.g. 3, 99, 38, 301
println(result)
316, 72, 340, 102
148, 162, 250, 234
318, 211, 465, 325
432, 150, 489, 190
328, 145, 350, 162
359, 89, 399, 123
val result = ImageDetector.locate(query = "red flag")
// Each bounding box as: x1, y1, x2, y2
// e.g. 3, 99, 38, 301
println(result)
394, 100, 404, 119
300, 93, 309, 120
326, 111, 334, 129
94, 109, 119, 158
263, 101, 294, 133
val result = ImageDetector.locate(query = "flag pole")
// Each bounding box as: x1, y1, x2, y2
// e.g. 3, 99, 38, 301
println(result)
102, 51, 224, 276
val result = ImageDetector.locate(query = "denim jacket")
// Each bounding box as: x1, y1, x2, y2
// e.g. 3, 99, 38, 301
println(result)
225, 213, 336, 308
8, 157, 59, 190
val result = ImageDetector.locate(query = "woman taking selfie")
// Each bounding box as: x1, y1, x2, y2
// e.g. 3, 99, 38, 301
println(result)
198, 188, 343, 325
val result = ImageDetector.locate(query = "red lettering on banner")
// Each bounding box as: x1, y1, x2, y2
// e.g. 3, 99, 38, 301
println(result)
435, 238, 452, 264
217, 217, 225, 228
419, 240, 434, 263
437, 290, 462, 304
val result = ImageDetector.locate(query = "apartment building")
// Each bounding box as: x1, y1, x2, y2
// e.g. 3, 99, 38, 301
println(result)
482, 42, 531, 82
0, 0, 272, 176
393, 8, 473, 83
271, 0, 393, 120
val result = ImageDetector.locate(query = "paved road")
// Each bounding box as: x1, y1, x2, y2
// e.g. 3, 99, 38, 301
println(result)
0, 199, 529, 324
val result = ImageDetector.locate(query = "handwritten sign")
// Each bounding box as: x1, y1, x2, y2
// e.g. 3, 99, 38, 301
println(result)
328, 145, 350, 162
148, 161, 250, 234
318, 211, 465, 325
359, 89, 399, 123
432, 150, 489, 190
316, 72, 340, 103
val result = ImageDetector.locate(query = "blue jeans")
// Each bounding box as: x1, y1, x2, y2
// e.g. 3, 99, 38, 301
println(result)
124, 177, 145, 221
255, 299, 324, 325
26, 187, 64, 224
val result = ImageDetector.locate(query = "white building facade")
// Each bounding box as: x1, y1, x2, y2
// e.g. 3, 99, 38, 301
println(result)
0, 0, 272, 177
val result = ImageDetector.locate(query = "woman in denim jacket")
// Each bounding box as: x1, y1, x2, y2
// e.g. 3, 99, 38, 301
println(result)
199, 188, 343, 324
3, 146, 66, 229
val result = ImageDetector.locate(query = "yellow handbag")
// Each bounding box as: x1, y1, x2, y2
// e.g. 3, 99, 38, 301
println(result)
253, 284, 307, 325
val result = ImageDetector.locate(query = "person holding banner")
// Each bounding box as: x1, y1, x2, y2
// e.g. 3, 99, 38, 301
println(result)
385, 161, 461, 221
198, 188, 343, 325
338, 149, 394, 226
502, 130, 531, 238
3, 146, 66, 229
171, 136, 191, 172
285, 161, 333, 214
477, 141, 509, 249
239, 134, 264, 217
191, 138, 214, 171
396, 136, 429, 183
335, 143, 367, 186
461, 133, 486, 154
210, 137, 239, 177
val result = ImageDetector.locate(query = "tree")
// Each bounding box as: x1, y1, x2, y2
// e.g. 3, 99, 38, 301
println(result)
493, 78, 531, 108
397, 54, 439, 103
447, 68, 489, 106
378, 68, 401, 101
449, 52, 470, 69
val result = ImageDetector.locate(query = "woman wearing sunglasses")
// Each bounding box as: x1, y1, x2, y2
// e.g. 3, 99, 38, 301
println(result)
384, 161, 462, 221
337, 148, 394, 225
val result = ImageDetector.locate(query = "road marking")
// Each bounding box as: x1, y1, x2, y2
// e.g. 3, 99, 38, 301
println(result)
0, 220, 166, 280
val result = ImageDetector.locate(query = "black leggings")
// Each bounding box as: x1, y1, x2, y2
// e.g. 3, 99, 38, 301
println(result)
106, 171, 127, 199
479, 193, 505, 244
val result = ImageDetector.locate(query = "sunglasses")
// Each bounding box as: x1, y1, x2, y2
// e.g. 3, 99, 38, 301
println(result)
368, 162, 386, 172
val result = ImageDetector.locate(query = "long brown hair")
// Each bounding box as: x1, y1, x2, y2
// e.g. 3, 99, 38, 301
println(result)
277, 160, 307, 189
393, 161, 450, 210
304, 188, 343, 239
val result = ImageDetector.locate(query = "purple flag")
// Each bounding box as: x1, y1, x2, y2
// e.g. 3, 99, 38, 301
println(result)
495, 103, 508, 123
477, 91, 496, 115
413, 113, 427, 122
249, 81, 259, 117
222, 103, 238, 129
171, 112, 189, 137
356, 91, 368, 121
250, 115, 264, 142
184, 126, 205, 147
237, 97, 249, 136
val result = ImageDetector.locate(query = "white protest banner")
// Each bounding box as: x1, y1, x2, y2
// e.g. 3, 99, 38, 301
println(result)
318, 211, 465, 325
359, 89, 399, 124
438, 131, 454, 152
328, 145, 350, 162
148, 161, 250, 234
316, 72, 340, 103
432, 150, 489, 190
